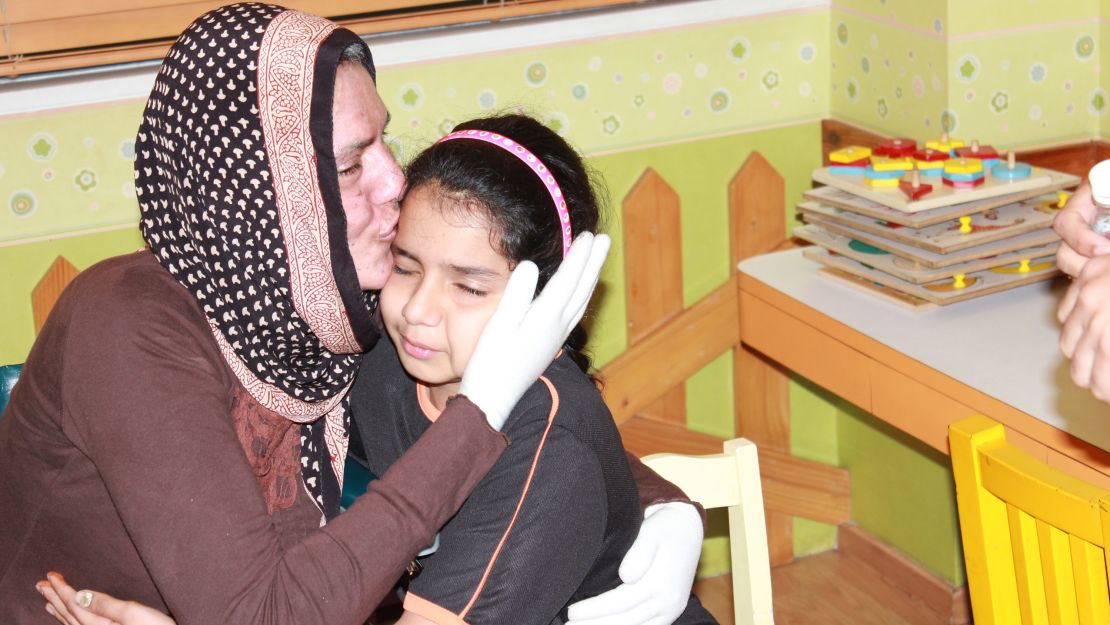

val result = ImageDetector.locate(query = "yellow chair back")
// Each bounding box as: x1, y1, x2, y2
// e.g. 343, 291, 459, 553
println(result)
950, 415, 1110, 625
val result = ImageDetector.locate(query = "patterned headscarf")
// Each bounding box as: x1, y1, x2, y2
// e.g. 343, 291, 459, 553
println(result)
136, 3, 379, 519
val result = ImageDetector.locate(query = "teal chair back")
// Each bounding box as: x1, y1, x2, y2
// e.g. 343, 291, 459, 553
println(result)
0, 364, 21, 418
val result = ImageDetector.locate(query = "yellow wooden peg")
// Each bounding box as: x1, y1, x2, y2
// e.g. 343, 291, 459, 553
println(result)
1018, 259, 1031, 273
1057, 190, 1071, 208
959, 216, 972, 234
953, 273, 967, 289
830, 145, 872, 163
944, 157, 984, 175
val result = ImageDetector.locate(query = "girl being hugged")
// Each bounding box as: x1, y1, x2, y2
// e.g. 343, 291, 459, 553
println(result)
354, 114, 717, 625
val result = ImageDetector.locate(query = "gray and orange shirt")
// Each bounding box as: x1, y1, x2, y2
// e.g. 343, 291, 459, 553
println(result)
353, 339, 716, 625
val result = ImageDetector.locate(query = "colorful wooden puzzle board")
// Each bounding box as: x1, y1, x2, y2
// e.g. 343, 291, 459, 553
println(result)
793, 224, 1059, 283
797, 194, 1059, 254
802, 247, 1060, 305
800, 215, 1059, 268
802, 172, 1078, 228
812, 166, 1061, 213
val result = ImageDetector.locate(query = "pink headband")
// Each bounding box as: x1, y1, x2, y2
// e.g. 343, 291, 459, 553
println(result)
436, 129, 573, 257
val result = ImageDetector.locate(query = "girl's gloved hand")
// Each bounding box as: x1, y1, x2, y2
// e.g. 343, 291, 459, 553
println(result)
460, 232, 610, 430
565, 502, 704, 625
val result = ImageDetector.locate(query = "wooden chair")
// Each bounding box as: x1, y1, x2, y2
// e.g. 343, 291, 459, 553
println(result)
949, 415, 1110, 625
642, 438, 774, 625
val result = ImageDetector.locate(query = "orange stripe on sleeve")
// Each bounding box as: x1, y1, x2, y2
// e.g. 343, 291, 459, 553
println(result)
459, 376, 560, 620
404, 592, 470, 625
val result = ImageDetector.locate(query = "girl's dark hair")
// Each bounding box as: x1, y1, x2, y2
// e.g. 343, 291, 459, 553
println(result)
404, 114, 606, 374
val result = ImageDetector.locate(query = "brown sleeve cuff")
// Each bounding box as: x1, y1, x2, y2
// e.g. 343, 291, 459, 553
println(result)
626, 450, 708, 529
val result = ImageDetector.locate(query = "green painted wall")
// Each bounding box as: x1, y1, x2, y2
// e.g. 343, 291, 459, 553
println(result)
832, 0, 1104, 147
838, 401, 965, 585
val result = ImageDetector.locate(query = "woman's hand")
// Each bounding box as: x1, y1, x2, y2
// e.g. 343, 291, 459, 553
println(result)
1059, 253, 1110, 401
564, 502, 703, 625
37, 573, 175, 625
460, 232, 610, 430
1054, 181, 1110, 277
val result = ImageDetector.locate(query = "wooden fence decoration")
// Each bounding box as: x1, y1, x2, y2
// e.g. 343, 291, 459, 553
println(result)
31, 255, 78, 334
602, 152, 851, 566
623, 169, 686, 425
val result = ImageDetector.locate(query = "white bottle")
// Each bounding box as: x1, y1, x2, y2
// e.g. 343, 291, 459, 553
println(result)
1089, 160, 1110, 235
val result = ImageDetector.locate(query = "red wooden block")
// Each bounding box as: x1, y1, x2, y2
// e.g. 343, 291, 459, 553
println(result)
913, 148, 949, 162
899, 179, 933, 199
954, 144, 999, 160
941, 177, 986, 189
874, 138, 917, 158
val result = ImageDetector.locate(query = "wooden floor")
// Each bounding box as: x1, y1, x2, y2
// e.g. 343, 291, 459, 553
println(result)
694, 550, 955, 625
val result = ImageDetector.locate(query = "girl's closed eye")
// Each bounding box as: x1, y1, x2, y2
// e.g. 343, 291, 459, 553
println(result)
455, 283, 488, 297
393, 263, 414, 276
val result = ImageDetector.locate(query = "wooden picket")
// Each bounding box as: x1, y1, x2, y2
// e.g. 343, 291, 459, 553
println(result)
32, 255, 78, 334
730, 152, 795, 565
623, 168, 686, 426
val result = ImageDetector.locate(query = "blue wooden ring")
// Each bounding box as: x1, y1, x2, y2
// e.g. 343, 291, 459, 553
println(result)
991, 161, 1032, 180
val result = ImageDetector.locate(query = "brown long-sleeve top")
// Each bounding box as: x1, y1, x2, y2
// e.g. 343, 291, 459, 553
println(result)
0, 251, 692, 625
0, 251, 509, 625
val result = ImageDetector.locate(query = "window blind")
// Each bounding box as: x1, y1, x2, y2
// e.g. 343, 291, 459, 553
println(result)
1, 0, 644, 77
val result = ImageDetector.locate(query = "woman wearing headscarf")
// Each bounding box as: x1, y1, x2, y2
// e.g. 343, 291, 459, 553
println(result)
1, 4, 703, 625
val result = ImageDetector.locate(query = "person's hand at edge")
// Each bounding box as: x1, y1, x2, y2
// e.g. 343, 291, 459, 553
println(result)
1059, 253, 1110, 401
564, 502, 703, 625
1054, 181, 1110, 277
460, 232, 610, 430
38, 572, 174, 625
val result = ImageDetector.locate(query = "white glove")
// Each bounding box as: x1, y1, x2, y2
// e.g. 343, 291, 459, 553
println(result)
566, 502, 703, 625
459, 232, 611, 430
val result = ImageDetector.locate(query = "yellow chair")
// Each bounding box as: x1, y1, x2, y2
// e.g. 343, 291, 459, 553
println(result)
642, 438, 774, 625
950, 415, 1110, 625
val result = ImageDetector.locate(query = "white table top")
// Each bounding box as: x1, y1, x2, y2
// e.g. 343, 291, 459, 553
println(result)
739, 248, 1110, 452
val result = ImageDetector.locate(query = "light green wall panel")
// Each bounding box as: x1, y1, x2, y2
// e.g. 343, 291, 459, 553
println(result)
791, 375, 840, 466
1102, 17, 1110, 139
838, 401, 965, 585
948, 0, 1098, 36
685, 352, 735, 441
0, 227, 144, 366
830, 7, 949, 138
789, 375, 842, 555
375, 9, 829, 157
835, 0, 946, 32
0, 102, 145, 243
831, 0, 1105, 147
946, 27, 1101, 147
